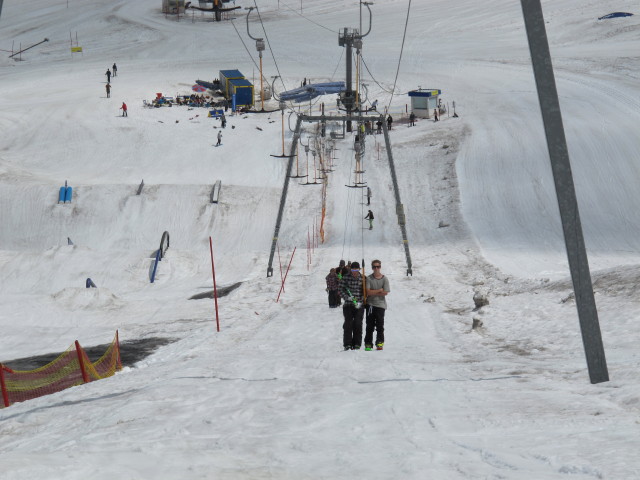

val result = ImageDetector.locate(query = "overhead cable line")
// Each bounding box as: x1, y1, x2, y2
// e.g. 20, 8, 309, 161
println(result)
230, 19, 262, 77
331, 48, 344, 81
386, 0, 412, 112
278, 0, 339, 33
361, 55, 409, 96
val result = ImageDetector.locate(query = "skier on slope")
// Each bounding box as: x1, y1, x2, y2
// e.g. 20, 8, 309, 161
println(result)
120, 102, 127, 117
216, 130, 222, 146
365, 210, 374, 230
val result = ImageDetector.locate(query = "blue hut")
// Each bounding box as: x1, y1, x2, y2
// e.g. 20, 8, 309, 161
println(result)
219, 69, 245, 98
229, 78, 254, 108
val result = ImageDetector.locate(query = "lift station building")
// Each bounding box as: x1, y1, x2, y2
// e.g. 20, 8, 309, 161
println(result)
408, 88, 441, 118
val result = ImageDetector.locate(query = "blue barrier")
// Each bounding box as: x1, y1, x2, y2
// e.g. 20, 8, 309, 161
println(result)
150, 249, 161, 283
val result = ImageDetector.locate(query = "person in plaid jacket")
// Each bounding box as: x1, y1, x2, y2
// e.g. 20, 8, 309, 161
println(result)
325, 268, 340, 308
338, 261, 366, 350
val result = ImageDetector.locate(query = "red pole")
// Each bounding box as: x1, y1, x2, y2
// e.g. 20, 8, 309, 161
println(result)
277, 242, 284, 292
0, 364, 10, 407
209, 236, 220, 332
276, 247, 296, 302
75, 341, 90, 384
115, 330, 122, 370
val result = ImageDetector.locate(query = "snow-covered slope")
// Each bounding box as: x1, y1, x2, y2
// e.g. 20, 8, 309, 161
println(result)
1, 1, 640, 478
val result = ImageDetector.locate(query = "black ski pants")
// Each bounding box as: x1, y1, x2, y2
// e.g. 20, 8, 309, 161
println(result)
343, 304, 364, 348
364, 305, 385, 346
328, 289, 340, 308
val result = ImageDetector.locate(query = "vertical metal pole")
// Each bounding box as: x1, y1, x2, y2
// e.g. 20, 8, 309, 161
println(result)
345, 31, 353, 132
259, 53, 264, 111
267, 116, 304, 276
521, 0, 608, 384
281, 109, 285, 154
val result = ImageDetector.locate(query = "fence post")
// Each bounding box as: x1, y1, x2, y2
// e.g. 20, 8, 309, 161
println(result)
0, 364, 10, 407
276, 247, 296, 303
115, 330, 122, 370
75, 341, 90, 384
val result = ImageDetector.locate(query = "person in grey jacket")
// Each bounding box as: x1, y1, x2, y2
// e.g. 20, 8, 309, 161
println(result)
364, 259, 390, 350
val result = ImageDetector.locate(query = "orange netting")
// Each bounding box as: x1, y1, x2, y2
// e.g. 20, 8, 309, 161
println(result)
1, 331, 122, 408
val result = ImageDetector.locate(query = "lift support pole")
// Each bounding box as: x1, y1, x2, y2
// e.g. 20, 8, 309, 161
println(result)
8, 38, 49, 58
521, 0, 608, 384
267, 113, 413, 277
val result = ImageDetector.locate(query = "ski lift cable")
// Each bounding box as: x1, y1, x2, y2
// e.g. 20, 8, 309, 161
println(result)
342, 147, 365, 259
230, 19, 263, 80
331, 49, 344, 81
278, 0, 339, 34
341, 152, 358, 258
360, 55, 409, 96
385, 0, 412, 112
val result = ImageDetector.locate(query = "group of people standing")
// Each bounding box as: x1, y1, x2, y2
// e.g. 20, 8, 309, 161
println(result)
104, 63, 127, 116
326, 259, 390, 351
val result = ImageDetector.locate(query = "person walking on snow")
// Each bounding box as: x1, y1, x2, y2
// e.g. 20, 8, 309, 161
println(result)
120, 102, 127, 117
409, 112, 416, 126
365, 210, 374, 230
386, 114, 393, 130
112, 63, 117, 77
326, 268, 340, 308
106, 68, 111, 83
434, 108, 439, 122
364, 259, 390, 351
339, 261, 366, 350
105, 83, 111, 98
216, 130, 222, 146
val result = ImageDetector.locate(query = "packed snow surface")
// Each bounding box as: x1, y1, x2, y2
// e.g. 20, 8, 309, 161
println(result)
1, 0, 640, 478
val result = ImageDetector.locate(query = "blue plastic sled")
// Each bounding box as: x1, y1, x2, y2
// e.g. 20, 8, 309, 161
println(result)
64, 186, 73, 203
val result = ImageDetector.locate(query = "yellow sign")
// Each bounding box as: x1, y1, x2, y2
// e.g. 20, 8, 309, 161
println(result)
71, 46, 83, 53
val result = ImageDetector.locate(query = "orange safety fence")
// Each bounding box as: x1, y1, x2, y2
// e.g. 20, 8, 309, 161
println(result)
0, 331, 122, 408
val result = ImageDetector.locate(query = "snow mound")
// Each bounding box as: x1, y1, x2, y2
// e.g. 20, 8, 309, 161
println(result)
50, 287, 124, 311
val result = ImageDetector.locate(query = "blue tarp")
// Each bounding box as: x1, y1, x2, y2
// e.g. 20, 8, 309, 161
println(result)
279, 82, 345, 103
598, 12, 633, 20
196, 79, 222, 90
